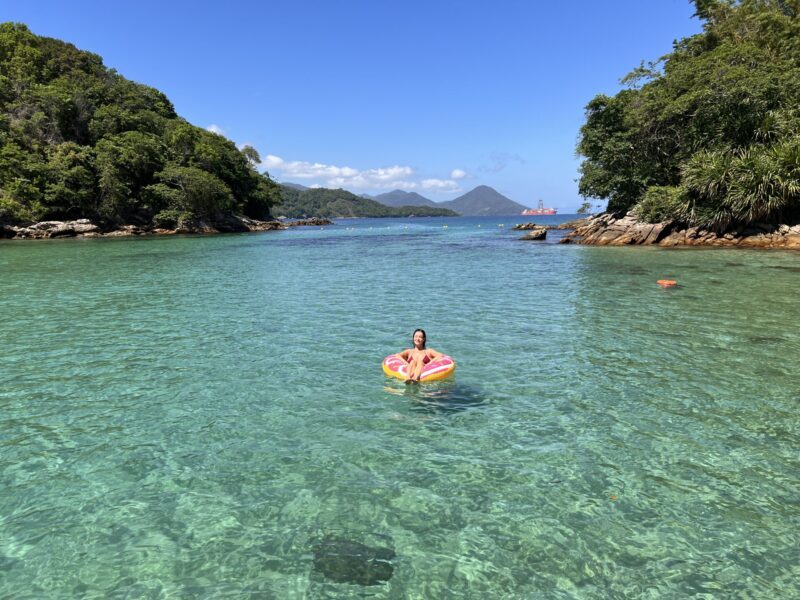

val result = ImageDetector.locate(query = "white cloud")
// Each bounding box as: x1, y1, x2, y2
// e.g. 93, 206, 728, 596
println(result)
450, 168, 467, 180
363, 166, 414, 181
206, 124, 226, 136
268, 159, 358, 180
260, 153, 463, 195
421, 178, 461, 192
263, 155, 284, 169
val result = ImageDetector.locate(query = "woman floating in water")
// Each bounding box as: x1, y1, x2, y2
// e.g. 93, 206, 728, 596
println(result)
396, 329, 445, 383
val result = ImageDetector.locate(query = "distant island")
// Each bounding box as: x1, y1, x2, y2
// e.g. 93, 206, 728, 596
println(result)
373, 186, 530, 216
436, 186, 528, 216
273, 186, 456, 218
279, 185, 532, 218
371, 189, 438, 208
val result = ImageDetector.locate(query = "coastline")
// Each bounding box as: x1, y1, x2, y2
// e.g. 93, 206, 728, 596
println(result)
0, 216, 333, 240
8, 212, 800, 250
560, 212, 800, 249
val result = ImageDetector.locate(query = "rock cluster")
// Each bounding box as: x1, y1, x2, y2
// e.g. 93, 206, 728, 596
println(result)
511, 218, 597, 240
520, 227, 547, 240
0, 216, 287, 240
561, 212, 800, 248
1, 219, 102, 239
511, 222, 541, 230
553, 217, 592, 230
284, 218, 334, 227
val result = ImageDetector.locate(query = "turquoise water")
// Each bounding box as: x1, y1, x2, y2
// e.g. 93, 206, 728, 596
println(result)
1, 216, 798, 598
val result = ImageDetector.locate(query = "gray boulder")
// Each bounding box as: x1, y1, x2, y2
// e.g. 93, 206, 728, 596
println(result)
512, 222, 540, 230
520, 227, 547, 240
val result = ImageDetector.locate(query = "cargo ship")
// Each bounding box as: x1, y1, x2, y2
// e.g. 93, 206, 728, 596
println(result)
521, 199, 557, 216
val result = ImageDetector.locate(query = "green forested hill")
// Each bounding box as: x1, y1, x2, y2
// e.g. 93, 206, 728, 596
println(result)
274, 185, 459, 218
578, 0, 800, 230
373, 189, 437, 208
0, 23, 280, 227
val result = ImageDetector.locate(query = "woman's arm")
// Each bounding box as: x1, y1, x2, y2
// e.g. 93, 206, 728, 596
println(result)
396, 349, 411, 363
427, 348, 444, 360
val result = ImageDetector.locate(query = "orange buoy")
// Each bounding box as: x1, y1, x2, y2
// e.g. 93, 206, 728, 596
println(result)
657, 279, 677, 288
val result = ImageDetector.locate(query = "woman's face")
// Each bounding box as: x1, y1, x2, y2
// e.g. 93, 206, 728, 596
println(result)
413, 331, 425, 348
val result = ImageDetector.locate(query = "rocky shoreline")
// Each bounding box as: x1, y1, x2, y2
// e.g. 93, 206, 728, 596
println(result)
559, 213, 800, 249
8, 212, 799, 249
0, 216, 334, 240
512, 218, 591, 241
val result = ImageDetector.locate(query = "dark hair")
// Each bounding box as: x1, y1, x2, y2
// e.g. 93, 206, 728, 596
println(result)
412, 328, 426, 348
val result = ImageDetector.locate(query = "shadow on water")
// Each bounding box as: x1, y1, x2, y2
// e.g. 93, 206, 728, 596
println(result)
383, 379, 488, 414
768, 264, 800, 272
310, 530, 397, 587
231, 230, 435, 250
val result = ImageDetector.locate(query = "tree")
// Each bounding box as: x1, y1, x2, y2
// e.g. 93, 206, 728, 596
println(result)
145, 164, 235, 218
43, 142, 95, 218
576, 0, 800, 229
241, 145, 260, 165
0, 23, 281, 226
94, 131, 165, 221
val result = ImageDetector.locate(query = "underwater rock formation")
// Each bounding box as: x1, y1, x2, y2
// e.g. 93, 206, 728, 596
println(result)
312, 537, 396, 586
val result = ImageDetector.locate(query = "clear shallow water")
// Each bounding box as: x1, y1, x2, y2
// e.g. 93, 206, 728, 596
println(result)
1, 216, 798, 598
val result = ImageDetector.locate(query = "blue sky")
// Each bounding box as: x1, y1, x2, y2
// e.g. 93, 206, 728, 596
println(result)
3, 1, 702, 210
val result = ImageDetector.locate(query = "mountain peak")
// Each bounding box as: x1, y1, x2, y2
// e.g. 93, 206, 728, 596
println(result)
438, 185, 527, 216
374, 189, 436, 208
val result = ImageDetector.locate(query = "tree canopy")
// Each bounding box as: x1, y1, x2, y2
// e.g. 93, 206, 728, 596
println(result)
577, 0, 800, 230
0, 23, 280, 226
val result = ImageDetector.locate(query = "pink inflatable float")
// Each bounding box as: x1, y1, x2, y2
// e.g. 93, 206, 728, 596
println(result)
382, 354, 456, 382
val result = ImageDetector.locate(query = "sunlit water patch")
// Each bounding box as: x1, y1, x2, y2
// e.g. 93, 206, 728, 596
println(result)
1, 217, 798, 597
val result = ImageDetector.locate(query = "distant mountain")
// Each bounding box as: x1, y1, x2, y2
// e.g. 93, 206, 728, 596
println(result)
374, 189, 437, 208
439, 185, 527, 216
281, 182, 310, 191
274, 185, 458, 218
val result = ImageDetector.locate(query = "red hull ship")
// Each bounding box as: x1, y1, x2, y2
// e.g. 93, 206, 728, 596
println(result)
521, 200, 557, 216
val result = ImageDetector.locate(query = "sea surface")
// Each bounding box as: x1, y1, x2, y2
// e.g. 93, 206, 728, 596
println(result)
1, 215, 798, 598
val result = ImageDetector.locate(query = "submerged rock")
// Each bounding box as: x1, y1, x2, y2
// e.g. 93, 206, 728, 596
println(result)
312, 537, 396, 586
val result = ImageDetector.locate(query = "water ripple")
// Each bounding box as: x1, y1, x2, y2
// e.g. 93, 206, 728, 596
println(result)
1, 219, 798, 597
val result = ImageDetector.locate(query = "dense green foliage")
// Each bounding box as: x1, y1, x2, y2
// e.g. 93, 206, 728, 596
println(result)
0, 23, 280, 226
577, 1, 800, 229
274, 186, 459, 218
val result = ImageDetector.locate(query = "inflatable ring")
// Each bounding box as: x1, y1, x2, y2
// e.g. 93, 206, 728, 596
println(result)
382, 354, 456, 382
657, 279, 677, 288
